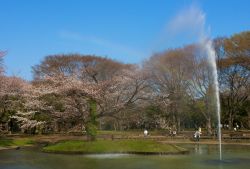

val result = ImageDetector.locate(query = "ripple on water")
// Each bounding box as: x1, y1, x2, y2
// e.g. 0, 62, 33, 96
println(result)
85, 153, 131, 159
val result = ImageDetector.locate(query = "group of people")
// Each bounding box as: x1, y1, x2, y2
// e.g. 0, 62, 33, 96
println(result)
144, 128, 177, 138
143, 127, 202, 141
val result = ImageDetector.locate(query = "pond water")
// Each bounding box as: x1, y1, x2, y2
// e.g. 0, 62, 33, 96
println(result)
0, 144, 250, 169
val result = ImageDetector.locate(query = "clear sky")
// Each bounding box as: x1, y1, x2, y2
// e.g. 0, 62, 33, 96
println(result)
1, 0, 250, 80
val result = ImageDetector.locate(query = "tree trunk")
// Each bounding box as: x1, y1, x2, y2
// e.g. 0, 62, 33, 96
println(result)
206, 117, 212, 136
177, 116, 181, 132
204, 96, 212, 135
228, 111, 233, 130
248, 117, 250, 129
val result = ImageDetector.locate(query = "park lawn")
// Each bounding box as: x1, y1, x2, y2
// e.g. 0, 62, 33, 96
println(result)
43, 139, 188, 154
0, 138, 35, 148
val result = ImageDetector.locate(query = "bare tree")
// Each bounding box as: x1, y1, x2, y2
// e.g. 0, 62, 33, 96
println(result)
145, 47, 193, 131
217, 32, 250, 129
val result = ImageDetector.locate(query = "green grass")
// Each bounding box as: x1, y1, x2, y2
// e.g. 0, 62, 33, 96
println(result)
0, 138, 34, 147
43, 139, 188, 154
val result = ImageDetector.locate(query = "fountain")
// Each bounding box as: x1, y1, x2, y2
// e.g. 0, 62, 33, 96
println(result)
166, 4, 223, 160
202, 39, 222, 160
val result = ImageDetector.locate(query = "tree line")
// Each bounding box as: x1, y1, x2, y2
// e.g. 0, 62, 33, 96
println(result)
0, 31, 249, 137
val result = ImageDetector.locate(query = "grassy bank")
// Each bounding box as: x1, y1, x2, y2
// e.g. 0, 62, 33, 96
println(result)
43, 139, 188, 155
0, 138, 34, 149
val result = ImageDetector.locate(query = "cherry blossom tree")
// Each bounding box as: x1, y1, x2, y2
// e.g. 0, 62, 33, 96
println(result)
31, 54, 152, 133
0, 75, 45, 133
10, 111, 45, 134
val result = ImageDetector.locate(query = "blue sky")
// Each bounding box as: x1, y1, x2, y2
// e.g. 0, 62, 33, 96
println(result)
1, 0, 250, 80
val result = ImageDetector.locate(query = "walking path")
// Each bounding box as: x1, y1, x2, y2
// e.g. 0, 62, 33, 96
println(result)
160, 140, 250, 145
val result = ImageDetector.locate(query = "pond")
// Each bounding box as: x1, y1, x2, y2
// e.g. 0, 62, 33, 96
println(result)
0, 144, 250, 169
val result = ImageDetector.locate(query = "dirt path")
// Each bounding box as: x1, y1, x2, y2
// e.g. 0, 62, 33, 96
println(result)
160, 140, 250, 145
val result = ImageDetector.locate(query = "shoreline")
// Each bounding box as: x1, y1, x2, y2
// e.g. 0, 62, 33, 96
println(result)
42, 149, 189, 155
1, 134, 250, 153
42, 140, 189, 155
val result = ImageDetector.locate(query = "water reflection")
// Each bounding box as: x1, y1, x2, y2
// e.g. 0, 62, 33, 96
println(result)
0, 144, 249, 169
194, 144, 203, 155
85, 154, 130, 159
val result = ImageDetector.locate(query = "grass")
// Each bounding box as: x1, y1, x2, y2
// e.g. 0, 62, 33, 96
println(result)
43, 139, 188, 154
0, 138, 34, 148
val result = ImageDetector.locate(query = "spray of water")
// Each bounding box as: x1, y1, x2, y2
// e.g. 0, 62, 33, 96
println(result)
203, 39, 222, 160
165, 4, 222, 160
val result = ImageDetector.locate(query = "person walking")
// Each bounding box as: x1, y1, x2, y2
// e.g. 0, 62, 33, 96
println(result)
144, 129, 148, 137
194, 130, 200, 142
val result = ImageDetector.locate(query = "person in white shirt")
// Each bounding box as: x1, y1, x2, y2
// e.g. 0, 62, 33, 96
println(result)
144, 129, 148, 137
